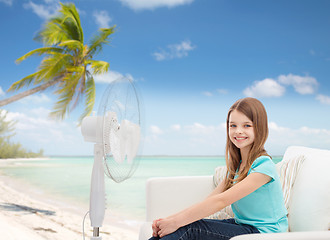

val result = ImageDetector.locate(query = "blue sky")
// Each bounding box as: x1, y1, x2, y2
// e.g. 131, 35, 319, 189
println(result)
0, 0, 330, 156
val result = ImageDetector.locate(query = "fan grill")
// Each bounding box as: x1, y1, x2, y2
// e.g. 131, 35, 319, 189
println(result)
98, 78, 142, 183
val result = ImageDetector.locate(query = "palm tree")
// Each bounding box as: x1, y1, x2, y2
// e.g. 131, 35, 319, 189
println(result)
0, 109, 16, 141
0, 2, 116, 122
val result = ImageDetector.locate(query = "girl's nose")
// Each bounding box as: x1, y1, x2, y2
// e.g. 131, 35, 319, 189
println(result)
236, 126, 243, 134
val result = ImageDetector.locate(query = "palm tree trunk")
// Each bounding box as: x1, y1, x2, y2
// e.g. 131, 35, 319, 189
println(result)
0, 79, 61, 107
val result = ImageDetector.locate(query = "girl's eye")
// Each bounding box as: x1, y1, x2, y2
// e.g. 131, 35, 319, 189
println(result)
230, 124, 236, 128
244, 124, 252, 127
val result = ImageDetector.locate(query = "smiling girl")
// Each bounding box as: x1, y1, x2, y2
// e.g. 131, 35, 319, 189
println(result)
149, 97, 288, 240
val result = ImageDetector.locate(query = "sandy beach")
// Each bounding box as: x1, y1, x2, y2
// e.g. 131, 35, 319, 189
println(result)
0, 158, 140, 240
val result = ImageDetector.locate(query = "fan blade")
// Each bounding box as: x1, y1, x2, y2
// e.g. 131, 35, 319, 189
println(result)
120, 120, 140, 163
105, 111, 124, 163
105, 112, 140, 164
104, 111, 119, 157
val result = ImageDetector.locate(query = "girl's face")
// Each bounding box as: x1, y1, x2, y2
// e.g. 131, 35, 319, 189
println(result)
228, 110, 255, 153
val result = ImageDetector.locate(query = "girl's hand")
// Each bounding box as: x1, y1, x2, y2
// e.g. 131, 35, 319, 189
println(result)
152, 219, 162, 237
157, 217, 179, 238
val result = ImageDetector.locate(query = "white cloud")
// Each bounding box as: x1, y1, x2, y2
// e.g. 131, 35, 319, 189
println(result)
119, 0, 194, 11
144, 122, 226, 155
183, 122, 226, 151
268, 122, 289, 132
244, 74, 319, 98
5, 108, 89, 155
267, 121, 330, 154
316, 94, 330, 105
170, 124, 181, 131
150, 125, 163, 135
93, 10, 112, 28
202, 91, 213, 97
20, 93, 51, 104
184, 122, 224, 135
243, 78, 285, 98
144, 125, 164, 146
30, 107, 51, 116
0, 86, 5, 96
94, 70, 134, 83
278, 74, 318, 95
0, 0, 13, 6
23, 0, 59, 19
153, 40, 196, 61
299, 126, 330, 135
7, 110, 55, 130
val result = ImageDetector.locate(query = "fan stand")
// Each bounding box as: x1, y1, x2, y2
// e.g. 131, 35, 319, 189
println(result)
90, 143, 106, 240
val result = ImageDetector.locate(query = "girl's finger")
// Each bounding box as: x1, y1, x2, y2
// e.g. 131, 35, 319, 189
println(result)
153, 220, 157, 227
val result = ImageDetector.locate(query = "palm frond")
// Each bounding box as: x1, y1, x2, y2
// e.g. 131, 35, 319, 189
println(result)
16, 47, 65, 64
34, 17, 68, 45
58, 40, 84, 53
36, 53, 73, 84
86, 60, 109, 75
87, 27, 116, 57
65, 66, 84, 74
7, 72, 40, 92
78, 72, 95, 123
54, 67, 84, 96
58, 17, 82, 43
59, 2, 83, 42
69, 67, 87, 111
49, 90, 75, 120
50, 72, 82, 120
34, 3, 83, 45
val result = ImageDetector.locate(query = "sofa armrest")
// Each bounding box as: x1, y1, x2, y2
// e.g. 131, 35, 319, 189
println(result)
145, 175, 214, 221
139, 222, 152, 240
231, 231, 330, 240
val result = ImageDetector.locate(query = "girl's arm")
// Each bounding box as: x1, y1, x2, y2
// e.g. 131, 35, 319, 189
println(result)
156, 172, 271, 238
207, 179, 226, 198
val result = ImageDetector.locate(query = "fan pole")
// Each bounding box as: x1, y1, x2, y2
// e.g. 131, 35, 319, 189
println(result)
90, 143, 106, 240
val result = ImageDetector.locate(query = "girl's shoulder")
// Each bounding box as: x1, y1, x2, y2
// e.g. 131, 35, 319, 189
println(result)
251, 155, 274, 169
249, 155, 278, 180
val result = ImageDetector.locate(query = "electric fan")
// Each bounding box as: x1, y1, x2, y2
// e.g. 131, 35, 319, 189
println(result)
81, 77, 142, 240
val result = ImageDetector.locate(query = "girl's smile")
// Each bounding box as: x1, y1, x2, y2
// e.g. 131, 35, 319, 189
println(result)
234, 137, 248, 141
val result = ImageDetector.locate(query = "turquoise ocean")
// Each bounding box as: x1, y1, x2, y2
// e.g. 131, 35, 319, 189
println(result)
0, 156, 282, 222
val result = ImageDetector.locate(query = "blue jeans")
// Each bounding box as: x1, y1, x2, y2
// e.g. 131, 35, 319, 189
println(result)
148, 218, 259, 240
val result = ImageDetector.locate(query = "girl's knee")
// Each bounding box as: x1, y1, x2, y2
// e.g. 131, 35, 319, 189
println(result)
166, 220, 205, 239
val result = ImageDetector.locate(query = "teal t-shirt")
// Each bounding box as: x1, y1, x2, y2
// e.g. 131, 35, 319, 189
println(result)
231, 156, 288, 233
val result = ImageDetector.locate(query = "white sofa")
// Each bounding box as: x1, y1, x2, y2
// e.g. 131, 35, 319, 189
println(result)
139, 146, 330, 240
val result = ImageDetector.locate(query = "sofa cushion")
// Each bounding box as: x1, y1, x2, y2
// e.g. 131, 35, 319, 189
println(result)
276, 155, 305, 213
213, 165, 227, 187
210, 165, 234, 219
281, 146, 330, 231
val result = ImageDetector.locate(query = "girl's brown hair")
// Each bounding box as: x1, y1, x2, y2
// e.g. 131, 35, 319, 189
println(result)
223, 97, 270, 191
